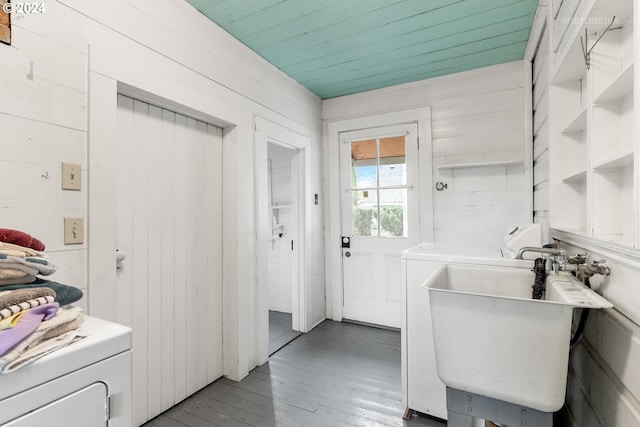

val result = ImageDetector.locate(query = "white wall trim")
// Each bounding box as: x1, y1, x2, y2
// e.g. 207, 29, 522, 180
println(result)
552, 229, 640, 267
523, 60, 534, 222
524, 1, 549, 62
87, 72, 118, 322
324, 108, 432, 321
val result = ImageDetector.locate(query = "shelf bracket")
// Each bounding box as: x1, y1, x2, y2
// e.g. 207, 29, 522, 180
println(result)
580, 16, 616, 70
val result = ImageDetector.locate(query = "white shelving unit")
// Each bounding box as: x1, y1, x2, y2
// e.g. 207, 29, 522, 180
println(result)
549, 40, 589, 232
549, 0, 637, 248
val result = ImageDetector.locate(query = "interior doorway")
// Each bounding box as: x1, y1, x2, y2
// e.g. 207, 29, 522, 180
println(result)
254, 117, 311, 364
267, 143, 302, 354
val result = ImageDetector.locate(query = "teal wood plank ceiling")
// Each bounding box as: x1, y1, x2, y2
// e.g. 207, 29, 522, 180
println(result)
187, 0, 539, 99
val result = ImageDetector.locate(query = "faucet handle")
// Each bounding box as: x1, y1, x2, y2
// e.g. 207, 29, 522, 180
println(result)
567, 253, 588, 264
587, 258, 611, 276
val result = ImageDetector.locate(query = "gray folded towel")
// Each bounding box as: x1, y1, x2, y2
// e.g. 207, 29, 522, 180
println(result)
0, 279, 82, 306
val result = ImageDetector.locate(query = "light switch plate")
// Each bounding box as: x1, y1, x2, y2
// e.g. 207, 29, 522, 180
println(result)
61, 162, 81, 190
64, 218, 84, 244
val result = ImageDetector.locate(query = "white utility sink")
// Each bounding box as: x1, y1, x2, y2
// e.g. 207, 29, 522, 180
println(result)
423, 264, 612, 413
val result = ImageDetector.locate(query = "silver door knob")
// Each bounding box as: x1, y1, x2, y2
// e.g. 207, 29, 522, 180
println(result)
345, 251, 351, 257
116, 249, 127, 272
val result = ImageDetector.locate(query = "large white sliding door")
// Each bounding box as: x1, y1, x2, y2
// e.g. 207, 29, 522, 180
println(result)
116, 95, 223, 425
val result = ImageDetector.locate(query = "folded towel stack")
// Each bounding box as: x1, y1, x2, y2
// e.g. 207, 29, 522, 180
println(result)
0, 228, 83, 306
0, 229, 86, 373
0, 229, 45, 252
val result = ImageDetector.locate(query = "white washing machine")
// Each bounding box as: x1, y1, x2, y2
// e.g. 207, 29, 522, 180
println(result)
0, 315, 132, 427
401, 225, 542, 420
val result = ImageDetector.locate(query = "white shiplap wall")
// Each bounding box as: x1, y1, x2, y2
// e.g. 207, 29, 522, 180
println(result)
324, 61, 531, 252
556, 241, 640, 427
0, 11, 88, 306
268, 144, 294, 313
0, 0, 324, 388
530, 1, 640, 425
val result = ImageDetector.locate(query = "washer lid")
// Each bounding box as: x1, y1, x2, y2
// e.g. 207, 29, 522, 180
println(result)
401, 243, 533, 267
0, 315, 131, 400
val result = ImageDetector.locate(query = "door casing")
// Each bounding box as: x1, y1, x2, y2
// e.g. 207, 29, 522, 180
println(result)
87, 44, 253, 385
254, 116, 311, 365
326, 108, 433, 322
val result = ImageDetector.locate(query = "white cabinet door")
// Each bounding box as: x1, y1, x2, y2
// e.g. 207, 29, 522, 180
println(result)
116, 95, 224, 424
5, 383, 107, 427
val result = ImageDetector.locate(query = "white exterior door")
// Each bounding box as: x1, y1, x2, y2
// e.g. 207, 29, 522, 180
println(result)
116, 95, 223, 424
340, 123, 419, 328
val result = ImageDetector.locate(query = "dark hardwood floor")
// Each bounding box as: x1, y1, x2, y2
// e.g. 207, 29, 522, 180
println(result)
144, 320, 445, 427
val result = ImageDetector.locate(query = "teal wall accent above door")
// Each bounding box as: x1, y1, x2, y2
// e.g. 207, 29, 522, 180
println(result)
187, 0, 539, 99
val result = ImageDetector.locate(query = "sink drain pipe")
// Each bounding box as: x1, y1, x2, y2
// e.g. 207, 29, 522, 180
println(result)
570, 277, 591, 346
531, 258, 546, 299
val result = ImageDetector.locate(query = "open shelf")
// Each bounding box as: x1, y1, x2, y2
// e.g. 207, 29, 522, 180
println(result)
593, 151, 634, 170
552, 40, 587, 84
594, 63, 634, 105
550, 179, 587, 233
550, 116, 587, 183
561, 108, 588, 134
436, 160, 523, 171
592, 89, 634, 165
592, 164, 634, 246
562, 170, 587, 183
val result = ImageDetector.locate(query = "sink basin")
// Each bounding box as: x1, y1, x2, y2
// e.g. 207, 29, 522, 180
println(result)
423, 264, 612, 412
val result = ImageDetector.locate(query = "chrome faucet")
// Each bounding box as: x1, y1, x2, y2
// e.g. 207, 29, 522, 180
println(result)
515, 247, 567, 274
515, 246, 566, 260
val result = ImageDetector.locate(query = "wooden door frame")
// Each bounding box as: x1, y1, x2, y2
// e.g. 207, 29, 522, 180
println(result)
254, 116, 311, 365
325, 108, 433, 322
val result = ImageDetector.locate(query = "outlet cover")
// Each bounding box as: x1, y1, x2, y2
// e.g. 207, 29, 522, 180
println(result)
61, 162, 81, 190
64, 218, 84, 245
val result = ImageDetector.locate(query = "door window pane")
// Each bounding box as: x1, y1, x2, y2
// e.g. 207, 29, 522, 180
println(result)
352, 202, 378, 237
349, 134, 408, 237
380, 136, 407, 187
379, 136, 406, 187
379, 189, 407, 237
350, 139, 377, 188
